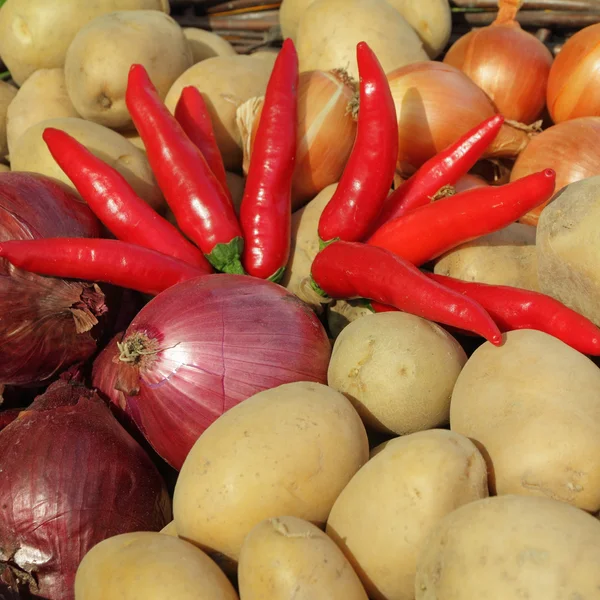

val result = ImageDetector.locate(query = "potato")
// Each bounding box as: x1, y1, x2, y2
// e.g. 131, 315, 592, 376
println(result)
327, 299, 373, 340
173, 382, 369, 569
327, 430, 489, 600
238, 516, 368, 600
183, 27, 237, 63
451, 329, 600, 512
0, 0, 169, 86
0, 81, 17, 159
328, 312, 467, 435
11, 117, 164, 212
165, 56, 271, 171
279, 0, 318, 42
122, 130, 146, 151
249, 49, 278, 70
64, 11, 192, 130
415, 495, 600, 599
537, 176, 600, 326
160, 520, 178, 536
296, 0, 428, 79
74, 531, 239, 599
281, 183, 336, 299
0, 165, 10, 173
433, 223, 540, 292
6, 69, 79, 158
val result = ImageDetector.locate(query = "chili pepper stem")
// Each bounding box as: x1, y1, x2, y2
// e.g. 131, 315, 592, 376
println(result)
267, 267, 285, 284
205, 237, 246, 274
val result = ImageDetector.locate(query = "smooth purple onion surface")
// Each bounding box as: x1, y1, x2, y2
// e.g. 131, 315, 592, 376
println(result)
92, 274, 332, 470
0, 173, 106, 388
0, 376, 171, 600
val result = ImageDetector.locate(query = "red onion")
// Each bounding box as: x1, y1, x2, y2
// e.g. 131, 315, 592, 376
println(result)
92, 274, 331, 469
0, 375, 170, 600
0, 173, 106, 388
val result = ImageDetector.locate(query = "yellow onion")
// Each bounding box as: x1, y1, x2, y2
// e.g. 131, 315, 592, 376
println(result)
547, 23, 600, 123
510, 117, 600, 225
387, 61, 532, 175
444, 0, 552, 124
237, 69, 357, 211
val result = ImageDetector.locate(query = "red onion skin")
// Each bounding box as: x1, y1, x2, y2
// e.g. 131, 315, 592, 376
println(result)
0, 173, 105, 387
0, 378, 171, 600
92, 274, 332, 470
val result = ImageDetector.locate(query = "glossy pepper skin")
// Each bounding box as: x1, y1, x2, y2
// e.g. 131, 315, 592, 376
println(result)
174, 86, 231, 202
374, 114, 505, 230
318, 42, 398, 244
311, 241, 502, 345
42, 127, 213, 273
427, 273, 600, 355
0, 238, 207, 296
125, 64, 244, 274
240, 38, 298, 282
368, 168, 556, 266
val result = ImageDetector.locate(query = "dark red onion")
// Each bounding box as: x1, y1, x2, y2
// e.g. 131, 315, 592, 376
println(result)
92, 274, 331, 469
0, 375, 171, 600
0, 408, 20, 433
0, 173, 106, 387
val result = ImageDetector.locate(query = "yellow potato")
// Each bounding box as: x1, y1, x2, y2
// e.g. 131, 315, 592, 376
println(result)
173, 381, 369, 569
0, 81, 17, 159
415, 495, 600, 599
328, 312, 467, 435
433, 223, 540, 292
74, 531, 239, 599
279, 0, 318, 42
164, 56, 272, 171
183, 27, 237, 63
6, 69, 79, 158
0, 0, 169, 86
248, 49, 278, 70
11, 117, 164, 212
451, 329, 600, 511
122, 130, 146, 151
238, 516, 368, 600
65, 11, 192, 129
160, 520, 178, 536
327, 430, 488, 600
327, 299, 373, 340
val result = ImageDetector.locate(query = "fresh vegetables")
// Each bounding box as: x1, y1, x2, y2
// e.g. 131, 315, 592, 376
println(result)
368, 169, 556, 266
443, 0, 552, 124
42, 127, 213, 271
92, 275, 332, 470
0, 238, 208, 295
318, 42, 397, 244
183, 27, 237, 62
0, 377, 170, 600
0, 81, 16, 158
126, 64, 244, 273
240, 39, 298, 281
311, 241, 502, 344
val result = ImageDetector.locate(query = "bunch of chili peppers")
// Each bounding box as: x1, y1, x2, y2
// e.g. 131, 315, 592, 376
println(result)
1, 40, 599, 355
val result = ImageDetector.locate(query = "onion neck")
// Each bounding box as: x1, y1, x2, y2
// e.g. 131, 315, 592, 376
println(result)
115, 332, 160, 396
69, 283, 107, 334
493, 0, 523, 27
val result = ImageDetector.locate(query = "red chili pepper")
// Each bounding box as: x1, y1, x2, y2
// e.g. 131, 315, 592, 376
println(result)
368, 169, 556, 266
125, 64, 244, 274
317, 41, 398, 244
174, 86, 231, 203
0, 238, 206, 296
42, 127, 213, 273
240, 38, 298, 282
311, 241, 502, 345
426, 273, 600, 355
373, 115, 504, 230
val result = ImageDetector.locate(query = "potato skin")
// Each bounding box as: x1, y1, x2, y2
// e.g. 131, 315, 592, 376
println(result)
65, 11, 192, 129
74, 531, 239, 600
537, 176, 600, 326
183, 27, 237, 63
0, 0, 169, 86
7, 69, 79, 158
327, 312, 467, 435
0, 81, 17, 159
10, 117, 164, 212
238, 516, 368, 600
415, 495, 600, 600
451, 329, 600, 511
173, 382, 368, 569
326, 429, 488, 600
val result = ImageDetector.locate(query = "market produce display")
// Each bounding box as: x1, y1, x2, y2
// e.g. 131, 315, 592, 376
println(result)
2, 0, 600, 598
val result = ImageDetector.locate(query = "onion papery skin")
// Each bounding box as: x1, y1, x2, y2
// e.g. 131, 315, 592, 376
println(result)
92, 274, 332, 470
0, 173, 106, 387
444, 24, 553, 124
387, 61, 531, 175
510, 117, 600, 225
547, 23, 600, 123
0, 377, 170, 600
